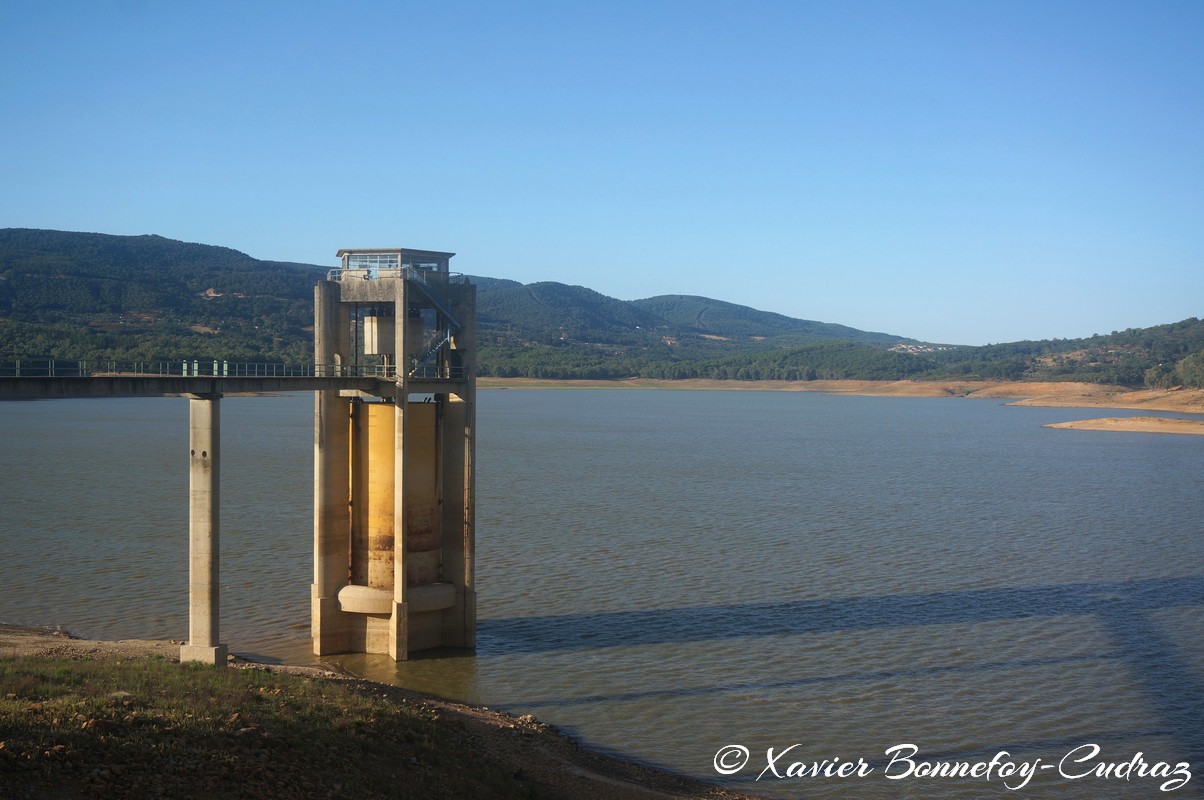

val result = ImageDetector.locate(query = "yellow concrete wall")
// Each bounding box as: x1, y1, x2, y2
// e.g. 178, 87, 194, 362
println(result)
366, 403, 396, 590
405, 403, 440, 586
351, 402, 396, 590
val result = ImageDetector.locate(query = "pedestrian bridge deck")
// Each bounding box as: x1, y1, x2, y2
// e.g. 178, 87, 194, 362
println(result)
0, 360, 468, 399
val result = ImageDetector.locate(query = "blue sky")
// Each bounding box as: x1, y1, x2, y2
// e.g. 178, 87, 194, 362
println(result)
2, 1, 1201, 345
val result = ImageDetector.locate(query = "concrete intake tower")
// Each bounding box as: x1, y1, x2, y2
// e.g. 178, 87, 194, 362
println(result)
312, 248, 476, 661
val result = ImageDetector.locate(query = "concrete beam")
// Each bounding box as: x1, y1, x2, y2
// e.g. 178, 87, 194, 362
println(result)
0, 375, 385, 400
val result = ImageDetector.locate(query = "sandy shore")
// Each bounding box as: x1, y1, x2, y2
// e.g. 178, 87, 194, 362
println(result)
479, 378, 1204, 430
1044, 416, 1204, 435
0, 624, 749, 800
476, 375, 1204, 438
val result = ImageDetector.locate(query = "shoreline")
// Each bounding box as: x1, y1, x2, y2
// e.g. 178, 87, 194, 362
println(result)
478, 378, 1204, 433
0, 623, 750, 800
1043, 416, 1204, 435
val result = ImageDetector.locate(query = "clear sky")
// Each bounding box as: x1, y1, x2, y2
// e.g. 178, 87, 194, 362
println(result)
2, 1, 1201, 344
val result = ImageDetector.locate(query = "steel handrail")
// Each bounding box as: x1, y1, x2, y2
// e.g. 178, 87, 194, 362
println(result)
0, 358, 474, 381
0, 359, 398, 379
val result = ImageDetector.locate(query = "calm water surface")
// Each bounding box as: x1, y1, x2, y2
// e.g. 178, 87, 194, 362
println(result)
2, 389, 1202, 799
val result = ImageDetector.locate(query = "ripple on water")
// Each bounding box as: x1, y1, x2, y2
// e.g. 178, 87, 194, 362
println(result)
3, 391, 1203, 800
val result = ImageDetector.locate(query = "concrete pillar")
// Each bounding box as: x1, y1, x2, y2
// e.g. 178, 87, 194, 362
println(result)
181, 394, 228, 666
449, 283, 477, 647
313, 391, 352, 655
389, 393, 409, 661
313, 280, 353, 655
441, 393, 476, 647
314, 281, 349, 377
387, 278, 410, 661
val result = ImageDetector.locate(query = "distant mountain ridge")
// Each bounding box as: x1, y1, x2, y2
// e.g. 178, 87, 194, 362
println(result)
2, 228, 1202, 387
0, 228, 912, 360
631, 294, 900, 343
0, 228, 322, 361
476, 281, 668, 339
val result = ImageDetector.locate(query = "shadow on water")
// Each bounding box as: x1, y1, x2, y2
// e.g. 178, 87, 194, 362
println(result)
506, 651, 1120, 710
480, 574, 1204, 773
480, 575, 1204, 656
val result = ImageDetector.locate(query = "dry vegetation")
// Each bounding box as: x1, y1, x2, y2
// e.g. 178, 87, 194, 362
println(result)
479, 378, 1204, 413
0, 625, 748, 800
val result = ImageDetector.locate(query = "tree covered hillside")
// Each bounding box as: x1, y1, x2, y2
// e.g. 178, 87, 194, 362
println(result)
631, 295, 901, 344
0, 228, 321, 361
478, 281, 665, 345
916, 318, 1204, 386
1, 229, 1201, 387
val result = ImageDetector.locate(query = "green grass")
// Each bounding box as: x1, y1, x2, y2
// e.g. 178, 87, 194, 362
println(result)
0, 655, 541, 799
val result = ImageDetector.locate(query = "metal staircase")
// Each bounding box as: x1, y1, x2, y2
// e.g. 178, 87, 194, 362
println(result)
409, 328, 454, 376
403, 272, 462, 378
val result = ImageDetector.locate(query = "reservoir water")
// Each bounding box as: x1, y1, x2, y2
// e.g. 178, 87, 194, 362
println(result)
2, 389, 1202, 798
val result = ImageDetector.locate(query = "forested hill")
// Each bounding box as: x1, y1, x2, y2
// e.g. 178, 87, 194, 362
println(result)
0, 228, 913, 368
631, 295, 896, 343
0, 229, 323, 361
2, 228, 1202, 387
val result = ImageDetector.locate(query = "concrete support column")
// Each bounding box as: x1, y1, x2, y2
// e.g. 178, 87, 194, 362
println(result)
450, 285, 477, 648
441, 393, 475, 647
389, 394, 409, 661
313, 279, 353, 655
181, 394, 228, 666
313, 391, 352, 655
314, 281, 349, 377
387, 277, 410, 662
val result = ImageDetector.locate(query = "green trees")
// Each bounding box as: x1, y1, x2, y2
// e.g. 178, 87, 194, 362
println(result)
0, 229, 319, 362
1175, 351, 1204, 387
2, 229, 1202, 386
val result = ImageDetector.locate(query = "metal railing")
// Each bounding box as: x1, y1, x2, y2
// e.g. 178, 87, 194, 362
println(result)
410, 364, 469, 380
326, 267, 464, 284
0, 358, 470, 381
0, 359, 392, 379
